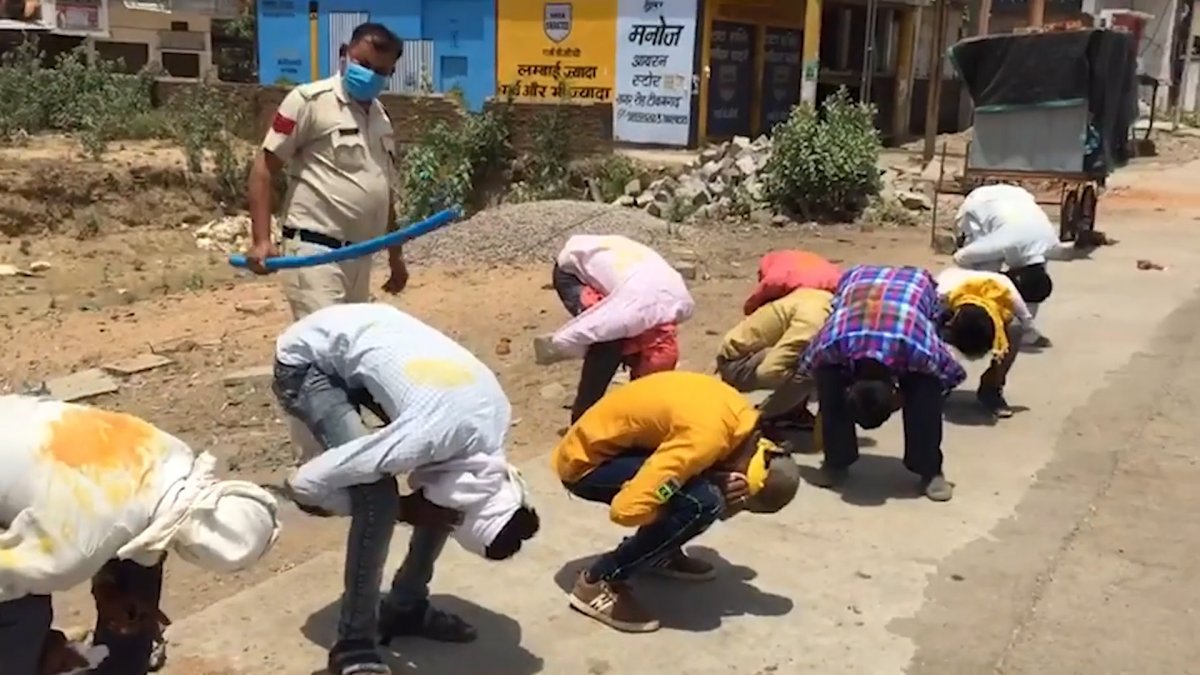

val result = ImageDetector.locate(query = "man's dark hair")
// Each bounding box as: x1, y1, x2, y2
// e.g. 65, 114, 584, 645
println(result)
484, 506, 540, 560
744, 454, 802, 514
846, 379, 896, 429
350, 22, 403, 57
1008, 265, 1053, 304
945, 304, 995, 359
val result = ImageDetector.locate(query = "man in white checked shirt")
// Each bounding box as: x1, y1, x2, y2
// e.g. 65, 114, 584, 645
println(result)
272, 303, 540, 675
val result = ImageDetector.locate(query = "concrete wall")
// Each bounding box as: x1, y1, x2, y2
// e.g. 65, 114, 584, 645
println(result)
256, 0, 496, 110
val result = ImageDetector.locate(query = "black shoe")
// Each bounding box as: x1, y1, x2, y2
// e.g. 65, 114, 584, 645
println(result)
977, 388, 1014, 419
378, 599, 477, 645
328, 638, 390, 675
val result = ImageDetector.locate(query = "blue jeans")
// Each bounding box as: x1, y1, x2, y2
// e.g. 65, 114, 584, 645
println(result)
565, 451, 724, 581
273, 362, 449, 644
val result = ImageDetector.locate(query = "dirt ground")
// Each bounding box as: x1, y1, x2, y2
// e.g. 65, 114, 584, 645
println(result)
0, 133, 1191, 635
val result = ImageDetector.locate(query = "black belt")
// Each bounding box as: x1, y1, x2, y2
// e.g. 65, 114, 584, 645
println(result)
282, 227, 349, 249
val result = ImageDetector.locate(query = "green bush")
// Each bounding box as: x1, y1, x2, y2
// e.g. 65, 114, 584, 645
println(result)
519, 103, 572, 200
399, 107, 512, 221
0, 39, 163, 155
763, 88, 882, 221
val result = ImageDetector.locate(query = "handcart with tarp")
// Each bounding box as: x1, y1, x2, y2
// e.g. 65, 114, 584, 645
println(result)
946, 27, 1139, 242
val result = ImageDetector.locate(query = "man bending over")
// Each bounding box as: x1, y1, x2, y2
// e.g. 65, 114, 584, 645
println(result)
274, 303, 540, 675
535, 234, 694, 422
801, 266, 969, 502
0, 396, 279, 675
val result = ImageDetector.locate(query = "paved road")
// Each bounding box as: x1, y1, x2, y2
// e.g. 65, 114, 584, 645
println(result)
164, 177, 1200, 675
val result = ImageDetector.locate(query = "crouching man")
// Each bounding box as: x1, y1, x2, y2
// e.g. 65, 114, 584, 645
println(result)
742, 249, 842, 315
273, 303, 540, 675
552, 371, 801, 633
536, 234, 694, 422
936, 266, 1051, 419
802, 266, 969, 502
0, 395, 280, 675
716, 286, 834, 440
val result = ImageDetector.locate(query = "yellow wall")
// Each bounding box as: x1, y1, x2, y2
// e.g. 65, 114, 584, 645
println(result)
106, 3, 214, 77
496, 0, 616, 104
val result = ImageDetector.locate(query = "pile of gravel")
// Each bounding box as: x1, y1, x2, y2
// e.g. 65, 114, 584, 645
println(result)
403, 200, 704, 266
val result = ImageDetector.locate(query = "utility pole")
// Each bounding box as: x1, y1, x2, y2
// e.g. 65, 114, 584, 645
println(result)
923, 0, 949, 162
1029, 0, 1046, 28
860, 0, 880, 103
978, 0, 993, 35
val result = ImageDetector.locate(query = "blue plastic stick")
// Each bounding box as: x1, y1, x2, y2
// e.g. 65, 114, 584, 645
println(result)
228, 208, 460, 271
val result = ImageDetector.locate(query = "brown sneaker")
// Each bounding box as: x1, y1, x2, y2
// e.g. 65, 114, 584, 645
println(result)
568, 571, 660, 633
647, 550, 717, 582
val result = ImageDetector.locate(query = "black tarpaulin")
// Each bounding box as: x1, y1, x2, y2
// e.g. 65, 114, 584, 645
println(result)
950, 29, 1138, 173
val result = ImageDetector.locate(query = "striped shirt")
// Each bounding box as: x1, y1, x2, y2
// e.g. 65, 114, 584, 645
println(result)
800, 266, 965, 391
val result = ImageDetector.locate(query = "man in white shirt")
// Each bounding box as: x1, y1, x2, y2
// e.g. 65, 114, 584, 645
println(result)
936, 267, 1052, 418
273, 303, 539, 675
0, 396, 280, 675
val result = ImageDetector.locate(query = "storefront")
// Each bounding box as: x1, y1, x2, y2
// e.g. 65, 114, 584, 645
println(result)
698, 0, 810, 140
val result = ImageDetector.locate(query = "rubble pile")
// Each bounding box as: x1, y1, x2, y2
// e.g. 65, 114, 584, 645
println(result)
613, 135, 937, 226
192, 215, 279, 254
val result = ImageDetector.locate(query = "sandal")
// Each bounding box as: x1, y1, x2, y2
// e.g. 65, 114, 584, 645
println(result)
378, 600, 477, 645
328, 639, 390, 675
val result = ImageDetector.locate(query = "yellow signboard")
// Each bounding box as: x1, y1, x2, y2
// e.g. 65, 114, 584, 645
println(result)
496, 0, 617, 104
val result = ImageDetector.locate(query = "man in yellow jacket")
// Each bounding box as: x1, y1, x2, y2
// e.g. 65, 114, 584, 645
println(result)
715, 287, 834, 432
551, 371, 801, 634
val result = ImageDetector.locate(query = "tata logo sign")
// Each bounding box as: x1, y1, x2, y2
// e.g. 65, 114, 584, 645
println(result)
544, 3, 571, 43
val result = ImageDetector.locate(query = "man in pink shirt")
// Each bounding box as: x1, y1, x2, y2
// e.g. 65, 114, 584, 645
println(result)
534, 235, 695, 422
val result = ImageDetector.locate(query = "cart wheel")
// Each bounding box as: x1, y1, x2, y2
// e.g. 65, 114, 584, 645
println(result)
1060, 189, 1080, 242
1079, 184, 1097, 233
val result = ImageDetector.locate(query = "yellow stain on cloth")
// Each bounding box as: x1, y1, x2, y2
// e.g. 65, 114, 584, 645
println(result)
946, 278, 1015, 357
39, 407, 165, 508
403, 359, 478, 388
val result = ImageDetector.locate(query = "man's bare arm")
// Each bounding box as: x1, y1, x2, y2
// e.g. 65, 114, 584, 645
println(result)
248, 150, 284, 248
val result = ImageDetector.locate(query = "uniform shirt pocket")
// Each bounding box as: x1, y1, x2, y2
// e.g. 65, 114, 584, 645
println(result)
331, 128, 367, 172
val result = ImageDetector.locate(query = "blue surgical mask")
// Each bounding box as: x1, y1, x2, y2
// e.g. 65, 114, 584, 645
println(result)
342, 61, 387, 102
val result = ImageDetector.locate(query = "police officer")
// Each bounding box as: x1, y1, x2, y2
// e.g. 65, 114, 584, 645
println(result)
245, 22, 409, 319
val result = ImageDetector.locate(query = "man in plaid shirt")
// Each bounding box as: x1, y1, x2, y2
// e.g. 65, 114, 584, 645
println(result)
800, 265, 966, 501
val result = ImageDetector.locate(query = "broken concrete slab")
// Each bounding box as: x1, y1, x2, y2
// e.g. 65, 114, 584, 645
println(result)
102, 353, 175, 376
46, 369, 120, 402
235, 300, 273, 316
221, 365, 274, 387
673, 261, 698, 280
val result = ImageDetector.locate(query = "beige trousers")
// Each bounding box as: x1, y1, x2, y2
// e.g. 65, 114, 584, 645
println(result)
279, 238, 373, 319
716, 350, 815, 420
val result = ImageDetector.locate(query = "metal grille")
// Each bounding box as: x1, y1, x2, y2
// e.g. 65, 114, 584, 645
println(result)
328, 10, 370, 76
389, 39, 432, 93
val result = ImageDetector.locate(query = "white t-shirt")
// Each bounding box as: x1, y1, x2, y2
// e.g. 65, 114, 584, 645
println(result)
0, 396, 197, 601
953, 185, 1058, 271
275, 303, 522, 556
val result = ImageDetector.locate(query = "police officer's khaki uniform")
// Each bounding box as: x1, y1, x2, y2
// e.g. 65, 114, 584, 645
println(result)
261, 74, 396, 319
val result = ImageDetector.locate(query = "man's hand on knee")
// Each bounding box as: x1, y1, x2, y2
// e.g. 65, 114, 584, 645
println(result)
398, 490, 463, 529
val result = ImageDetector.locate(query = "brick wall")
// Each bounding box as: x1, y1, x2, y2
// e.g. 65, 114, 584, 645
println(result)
152, 80, 612, 156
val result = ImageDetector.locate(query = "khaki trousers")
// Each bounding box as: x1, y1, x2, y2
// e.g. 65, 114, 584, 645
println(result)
280, 238, 373, 319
